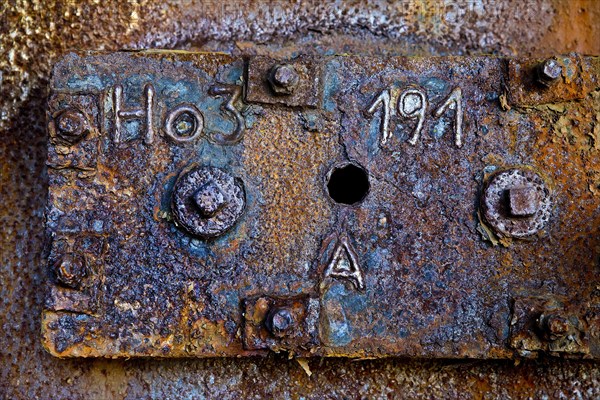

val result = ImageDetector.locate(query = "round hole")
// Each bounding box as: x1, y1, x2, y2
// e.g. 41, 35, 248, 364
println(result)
327, 163, 369, 205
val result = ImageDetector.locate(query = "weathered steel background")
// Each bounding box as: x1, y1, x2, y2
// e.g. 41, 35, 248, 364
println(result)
2, 0, 600, 398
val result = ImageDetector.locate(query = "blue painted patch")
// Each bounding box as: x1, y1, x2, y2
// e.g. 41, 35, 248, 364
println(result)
483, 165, 498, 175
435, 280, 448, 289
393, 122, 410, 143
431, 118, 447, 139
323, 60, 341, 112
372, 320, 387, 336
326, 313, 352, 346
423, 269, 435, 282
321, 283, 353, 346
486, 91, 498, 101
563, 58, 575, 79
420, 77, 448, 99
161, 80, 194, 100
122, 120, 141, 142
66, 74, 104, 91
224, 63, 244, 83
202, 95, 235, 134
244, 109, 259, 129
224, 290, 240, 310
326, 282, 349, 298
91, 219, 104, 232
399, 326, 409, 338
342, 290, 368, 314
187, 238, 213, 259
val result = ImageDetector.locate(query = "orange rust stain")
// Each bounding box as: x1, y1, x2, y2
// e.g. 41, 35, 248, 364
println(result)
242, 110, 338, 276
543, 0, 600, 56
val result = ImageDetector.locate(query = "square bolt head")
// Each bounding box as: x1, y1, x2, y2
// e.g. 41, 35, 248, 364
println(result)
508, 186, 540, 217
193, 180, 227, 217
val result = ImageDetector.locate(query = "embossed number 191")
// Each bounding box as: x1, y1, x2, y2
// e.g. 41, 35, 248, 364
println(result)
368, 86, 464, 148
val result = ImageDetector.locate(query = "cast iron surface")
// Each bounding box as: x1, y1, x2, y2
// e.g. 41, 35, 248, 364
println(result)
3, 0, 600, 398
42, 51, 600, 360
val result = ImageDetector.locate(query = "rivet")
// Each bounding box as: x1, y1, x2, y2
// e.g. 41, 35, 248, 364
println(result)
53, 253, 86, 289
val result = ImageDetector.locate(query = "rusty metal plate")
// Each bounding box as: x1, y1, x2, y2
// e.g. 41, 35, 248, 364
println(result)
42, 51, 600, 359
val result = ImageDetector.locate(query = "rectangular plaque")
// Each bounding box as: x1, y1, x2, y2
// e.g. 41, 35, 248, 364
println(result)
43, 51, 600, 359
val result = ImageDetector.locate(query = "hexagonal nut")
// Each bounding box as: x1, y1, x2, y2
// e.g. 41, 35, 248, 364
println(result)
53, 108, 91, 145
53, 253, 87, 289
172, 166, 245, 238
268, 64, 300, 95
538, 58, 562, 85
265, 308, 295, 337
508, 186, 540, 217
193, 180, 227, 217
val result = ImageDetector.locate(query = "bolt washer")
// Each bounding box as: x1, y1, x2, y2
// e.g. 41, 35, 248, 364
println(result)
481, 168, 551, 238
172, 166, 245, 238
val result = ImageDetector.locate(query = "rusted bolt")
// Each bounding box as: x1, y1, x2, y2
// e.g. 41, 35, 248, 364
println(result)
269, 64, 299, 95
265, 308, 295, 337
539, 313, 572, 340
193, 180, 226, 217
538, 58, 562, 85
53, 253, 86, 289
508, 186, 541, 217
54, 108, 89, 144
481, 168, 551, 238
172, 166, 245, 238
546, 315, 570, 337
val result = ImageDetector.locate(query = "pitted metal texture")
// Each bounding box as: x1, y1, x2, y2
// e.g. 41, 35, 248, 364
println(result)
40, 51, 600, 361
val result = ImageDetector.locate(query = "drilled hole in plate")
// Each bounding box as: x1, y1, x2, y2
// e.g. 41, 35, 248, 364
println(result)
327, 163, 369, 205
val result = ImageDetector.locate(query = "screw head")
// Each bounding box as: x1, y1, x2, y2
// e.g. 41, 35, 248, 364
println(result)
481, 168, 552, 238
53, 253, 86, 289
269, 64, 300, 95
172, 166, 245, 238
54, 108, 89, 144
164, 104, 204, 143
538, 58, 562, 84
265, 308, 295, 337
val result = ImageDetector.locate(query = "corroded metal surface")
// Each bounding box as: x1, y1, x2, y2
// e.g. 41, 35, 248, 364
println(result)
42, 51, 600, 360
3, 0, 600, 398
507, 54, 595, 106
